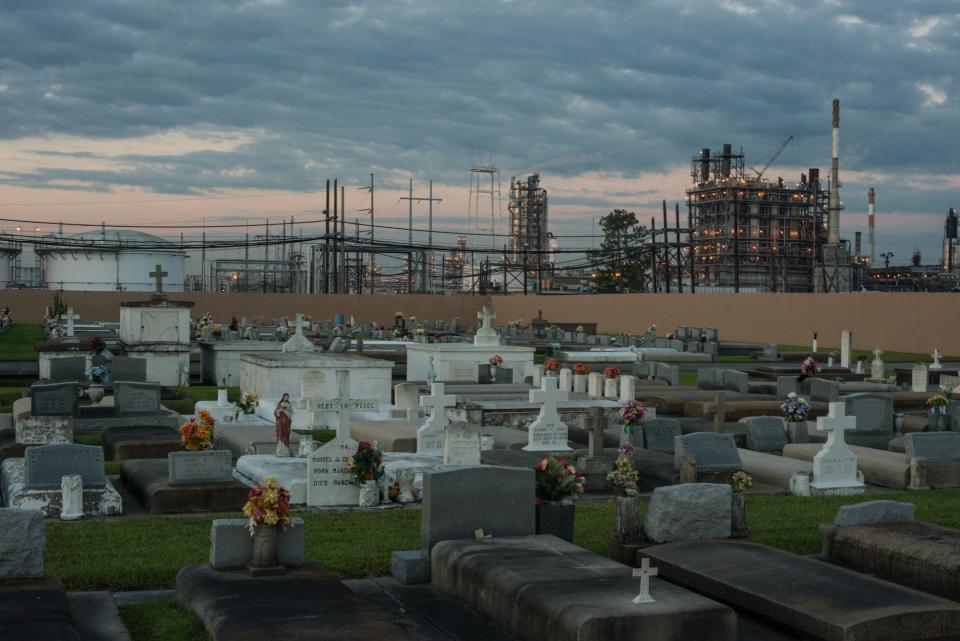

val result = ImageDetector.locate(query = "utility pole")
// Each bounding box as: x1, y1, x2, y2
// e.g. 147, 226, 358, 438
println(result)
675, 203, 683, 293
369, 173, 375, 294
264, 219, 269, 293
323, 180, 330, 294
332, 179, 339, 294
399, 179, 442, 292
340, 184, 346, 293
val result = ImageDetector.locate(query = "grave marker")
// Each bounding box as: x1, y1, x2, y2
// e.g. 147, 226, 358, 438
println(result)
871, 347, 885, 379
523, 376, 571, 451
632, 558, 658, 604
840, 329, 853, 369
811, 402, 864, 491
168, 450, 234, 485
443, 422, 481, 466
307, 370, 361, 506
912, 363, 929, 393
31, 382, 79, 416
114, 381, 162, 415
417, 382, 457, 455
25, 443, 105, 489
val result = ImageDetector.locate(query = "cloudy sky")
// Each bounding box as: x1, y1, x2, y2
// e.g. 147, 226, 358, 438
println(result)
0, 0, 958, 270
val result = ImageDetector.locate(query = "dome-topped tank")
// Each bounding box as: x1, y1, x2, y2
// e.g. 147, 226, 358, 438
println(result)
38, 228, 186, 292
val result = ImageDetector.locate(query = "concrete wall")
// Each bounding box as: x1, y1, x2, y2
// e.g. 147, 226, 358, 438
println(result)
489, 293, 958, 355
5, 289, 956, 356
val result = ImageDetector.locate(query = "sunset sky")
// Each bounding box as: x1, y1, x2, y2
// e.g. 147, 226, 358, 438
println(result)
1, 0, 958, 270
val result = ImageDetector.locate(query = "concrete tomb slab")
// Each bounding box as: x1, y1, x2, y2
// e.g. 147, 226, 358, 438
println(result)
121, 458, 249, 514
642, 483, 732, 543
101, 425, 183, 461
741, 416, 788, 452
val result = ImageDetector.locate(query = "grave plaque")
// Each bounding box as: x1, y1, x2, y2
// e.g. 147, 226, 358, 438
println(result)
49, 357, 86, 383
743, 417, 788, 452
674, 433, 741, 473
912, 364, 929, 393
31, 382, 79, 417
904, 432, 960, 462
111, 356, 147, 383
641, 418, 682, 454
306, 436, 359, 506
443, 423, 481, 465
114, 381, 162, 415
168, 450, 233, 485
25, 443, 105, 489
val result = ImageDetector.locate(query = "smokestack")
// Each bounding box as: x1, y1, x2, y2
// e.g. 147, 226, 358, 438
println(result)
867, 187, 875, 266
828, 98, 841, 245
854, 232, 861, 257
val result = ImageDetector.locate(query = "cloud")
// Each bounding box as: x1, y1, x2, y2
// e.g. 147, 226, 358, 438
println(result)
917, 83, 949, 108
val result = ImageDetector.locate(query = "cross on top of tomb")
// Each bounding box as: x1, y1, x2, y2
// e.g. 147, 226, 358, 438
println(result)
873, 347, 883, 360
586, 406, 607, 459
932, 348, 943, 369
529, 376, 569, 424
300, 369, 379, 439
60, 307, 78, 337
294, 313, 309, 336
816, 402, 856, 442
420, 382, 457, 425
477, 304, 495, 330
150, 264, 168, 297
632, 557, 658, 604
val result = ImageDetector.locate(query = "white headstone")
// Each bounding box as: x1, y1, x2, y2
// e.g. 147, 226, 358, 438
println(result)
931, 349, 943, 370
912, 363, 929, 393
619, 375, 637, 402
523, 376, 571, 451
811, 402, 863, 491
587, 372, 603, 398
417, 382, 457, 455
282, 313, 316, 353
531, 364, 544, 388
840, 329, 853, 369
631, 557, 658, 604
60, 474, 83, 521
443, 422, 481, 465
558, 368, 573, 392
473, 305, 499, 346
871, 347, 885, 379
61, 307, 78, 338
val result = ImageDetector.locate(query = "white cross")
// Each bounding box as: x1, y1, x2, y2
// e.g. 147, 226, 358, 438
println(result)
873, 346, 883, 361
150, 264, 168, 295
294, 313, 309, 336
632, 558, 658, 604
816, 401, 857, 447
932, 349, 942, 370
529, 376, 569, 425
300, 370, 379, 439
60, 307, 78, 337
419, 382, 457, 429
477, 305, 495, 330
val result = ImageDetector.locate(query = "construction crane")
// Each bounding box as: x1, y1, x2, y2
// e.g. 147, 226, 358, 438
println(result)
751, 135, 794, 180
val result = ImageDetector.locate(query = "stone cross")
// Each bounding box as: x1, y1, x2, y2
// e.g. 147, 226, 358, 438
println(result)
301, 370, 379, 440
871, 347, 885, 380
477, 305, 495, 330
632, 558, 658, 604
932, 349, 942, 370
294, 313, 309, 336
587, 406, 607, 459
150, 264, 168, 296
420, 383, 457, 426
417, 382, 458, 455
816, 402, 856, 446
530, 376, 568, 427
60, 307, 78, 337
712, 391, 726, 432
812, 401, 861, 489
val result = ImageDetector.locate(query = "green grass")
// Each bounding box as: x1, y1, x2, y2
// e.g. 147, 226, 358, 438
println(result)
120, 600, 211, 641
0, 323, 45, 361
0, 386, 28, 410
678, 371, 697, 387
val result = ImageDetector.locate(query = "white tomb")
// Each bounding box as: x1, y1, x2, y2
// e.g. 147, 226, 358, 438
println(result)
523, 376, 572, 452
306, 370, 363, 507
406, 343, 533, 384
193, 387, 238, 426
418, 382, 457, 456
810, 402, 864, 494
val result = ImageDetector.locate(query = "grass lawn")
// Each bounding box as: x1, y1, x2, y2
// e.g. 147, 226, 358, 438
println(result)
0, 323, 45, 362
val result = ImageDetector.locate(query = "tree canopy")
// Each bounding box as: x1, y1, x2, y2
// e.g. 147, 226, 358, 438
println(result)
587, 209, 649, 293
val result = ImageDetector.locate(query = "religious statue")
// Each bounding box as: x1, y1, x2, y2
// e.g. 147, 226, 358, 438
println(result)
274, 393, 293, 457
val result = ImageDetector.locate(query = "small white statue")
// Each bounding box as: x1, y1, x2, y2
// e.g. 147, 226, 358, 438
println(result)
397, 468, 416, 503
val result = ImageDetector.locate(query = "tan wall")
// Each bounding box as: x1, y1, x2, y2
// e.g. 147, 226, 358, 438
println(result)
4, 289, 955, 356
489, 293, 959, 356
2, 290, 487, 327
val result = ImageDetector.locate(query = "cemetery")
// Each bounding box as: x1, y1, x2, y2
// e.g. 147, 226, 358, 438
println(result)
4, 285, 960, 641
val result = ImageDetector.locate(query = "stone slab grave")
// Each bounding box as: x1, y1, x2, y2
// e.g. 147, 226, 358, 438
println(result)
738, 448, 812, 492
176, 562, 413, 641
819, 501, 960, 601
783, 442, 912, 490
643, 538, 960, 641
236, 455, 307, 504
902, 431, 960, 489
674, 432, 742, 484
1, 443, 122, 518
48, 356, 86, 383
120, 450, 248, 514
101, 425, 183, 461
432, 535, 736, 641
741, 416, 788, 452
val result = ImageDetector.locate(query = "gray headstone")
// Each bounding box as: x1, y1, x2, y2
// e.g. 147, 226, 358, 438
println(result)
808, 378, 839, 403
674, 432, 741, 473
209, 517, 305, 569
686, 340, 702, 353
114, 381, 162, 416
421, 466, 534, 552
633, 361, 652, 377
667, 339, 684, 352
168, 450, 234, 485
641, 418, 682, 453
947, 401, 960, 431
704, 328, 718, 342
25, 443, 105, 489
776, 376, 799, 399
642, 483, 732, 543
676, 327, 690, 340
0, 508, 45, 579
702, 342, 719, 359
833, 500, 915, 527
844, 393, 894, 434
31, 382, 79, 417
903, 432, 960, 462
654, 337, 667, 348
655, 363, 680, 387
49, 356, 86, 383
743, 416, 788, 452
697, 368, 719, 390
723, 370, 749, 394
111, 356, 148, 383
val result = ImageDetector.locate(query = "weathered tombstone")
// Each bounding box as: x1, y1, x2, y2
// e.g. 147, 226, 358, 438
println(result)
111, 356, 148, 383
641, 418, 682, 453
421, 466, 535, 551
723, 370, 748, 394
654, 363, 680, 387
904, 432, 960, 462
523, 376, 571, 451
674, 432, 741, 483
0, 508, 45, 578
667, 339, 684, 352
307, 370, 361, 507
742, 416, 788, 452
49, 357, 86, 383
840, 329, 853, 369
114, 381, 162, 416
702, 341, 719, 360
697, 368, 718, 390
417, 382, 456, 456
31, 382, 79, 417
168, 450, 234, 485
642, 483, 732, 543
912, 363, 929, 393
811, 402, 864, 492
844, 393, 894, 434
808, 378, 839, 403
871, 347, 885, 379
25, 443, 106, 489
776, 376, 799, 399
443, 422, 481, 466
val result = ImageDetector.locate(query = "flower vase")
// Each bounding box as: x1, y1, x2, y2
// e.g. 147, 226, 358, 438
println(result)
489, 365, 497, 384
359, 479, 379, 507
614, 495, 641, 542
604, 378, 618, 399
535, 500, 576, 542
929, 409, 946, 432
248, 525, 284, 576
87, 384, 104, 405
573, 375, 587, 394
731, 493, 750, 537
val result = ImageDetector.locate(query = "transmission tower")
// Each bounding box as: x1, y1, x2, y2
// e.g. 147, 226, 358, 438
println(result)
468, 160, 502, 254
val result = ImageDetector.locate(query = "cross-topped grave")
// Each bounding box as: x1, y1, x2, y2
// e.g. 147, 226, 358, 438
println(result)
871, 347, 885, 379
932, 348, 943, 370
523, 376, 572, 451
282, 312, 317, 353
474, 304, 499, 346
150, 264, 168, 297
59, 307, 79, 338
811, 401, 863, 492
418, 382, 457, 455
632, 558, 658, 604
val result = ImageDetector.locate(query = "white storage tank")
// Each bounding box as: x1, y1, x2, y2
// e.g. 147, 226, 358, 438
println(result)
0, 244, 19, 289
38, 228, 187, 292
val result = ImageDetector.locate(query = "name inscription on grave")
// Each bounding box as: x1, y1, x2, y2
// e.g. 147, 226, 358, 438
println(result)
168, 450, 233, 485
307, 437, 359, 506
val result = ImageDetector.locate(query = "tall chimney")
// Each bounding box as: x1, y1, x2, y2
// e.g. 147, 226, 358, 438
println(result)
867, 187, 875, 266
828, 98, 841, 245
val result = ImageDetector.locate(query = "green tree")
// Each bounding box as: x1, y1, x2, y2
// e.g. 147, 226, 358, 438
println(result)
587, 209, 650, 293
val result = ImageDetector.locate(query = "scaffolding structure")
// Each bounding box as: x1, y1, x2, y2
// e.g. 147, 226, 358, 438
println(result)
507, 174, 549, 268
686, 144, 828, 292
